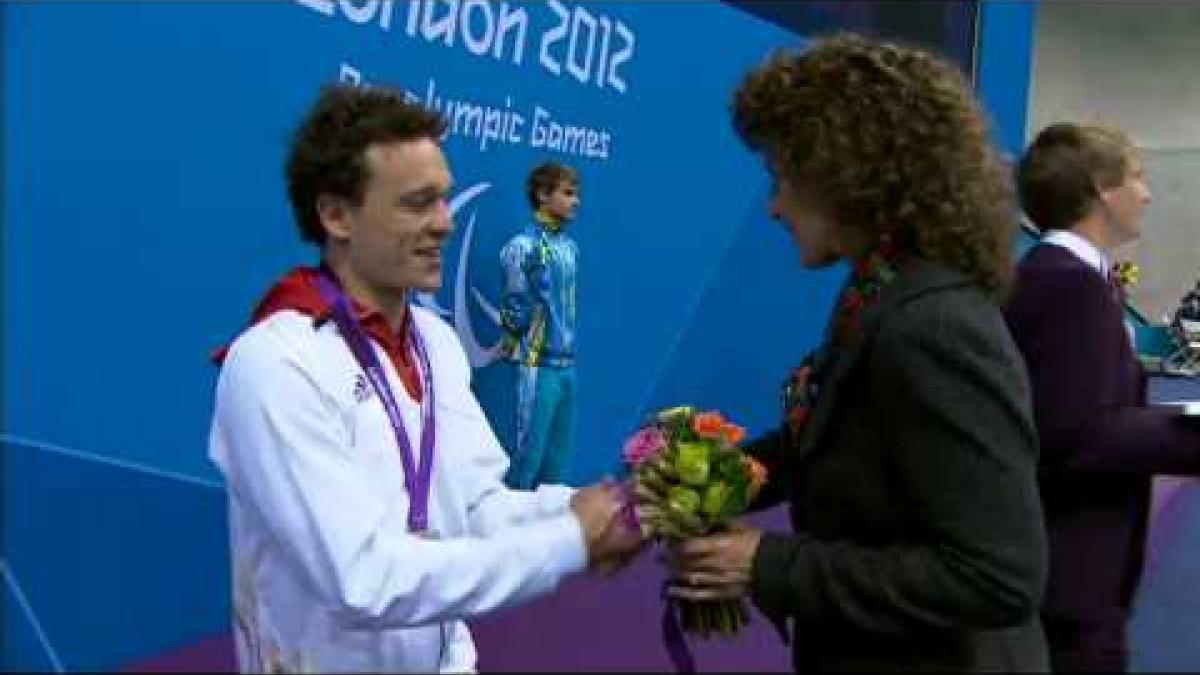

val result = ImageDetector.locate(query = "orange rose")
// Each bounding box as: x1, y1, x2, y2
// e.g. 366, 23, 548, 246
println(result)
746, 458, 769, 498
692, 412, 725, 439
721, 423, 746, 447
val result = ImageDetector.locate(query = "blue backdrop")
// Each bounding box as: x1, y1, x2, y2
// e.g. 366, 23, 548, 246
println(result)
2, 1, 824, 669
23, 4, 1196, 674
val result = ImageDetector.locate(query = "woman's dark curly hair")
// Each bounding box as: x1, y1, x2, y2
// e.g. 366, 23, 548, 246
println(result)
733, 33, 1017, 298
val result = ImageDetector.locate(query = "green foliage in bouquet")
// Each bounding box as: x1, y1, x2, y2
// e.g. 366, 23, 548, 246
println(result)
622, 406, 768, 638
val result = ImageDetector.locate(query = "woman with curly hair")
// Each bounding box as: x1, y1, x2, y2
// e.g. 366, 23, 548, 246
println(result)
668, 34, 1050, 671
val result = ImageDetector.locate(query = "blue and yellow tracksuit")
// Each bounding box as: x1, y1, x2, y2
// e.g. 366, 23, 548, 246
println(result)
499, 213, 578, 488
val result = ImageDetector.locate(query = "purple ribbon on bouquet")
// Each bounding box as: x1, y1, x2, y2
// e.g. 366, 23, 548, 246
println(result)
617, 480, 641, 533
613, 480, 694, 672
662, 587, 697, 673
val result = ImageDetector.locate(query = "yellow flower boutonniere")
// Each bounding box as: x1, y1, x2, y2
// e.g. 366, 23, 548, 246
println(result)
1113, 261, 1140, 289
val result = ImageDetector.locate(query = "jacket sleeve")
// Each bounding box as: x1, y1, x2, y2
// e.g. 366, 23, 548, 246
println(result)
208, 325, 586, 630
750, 295, 1047, 636
433, 322, 577, 533
1011, 271, 1200, 476
499, 237, 538, 338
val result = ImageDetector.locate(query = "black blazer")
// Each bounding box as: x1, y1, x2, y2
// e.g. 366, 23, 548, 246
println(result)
747, 259, 1050, 673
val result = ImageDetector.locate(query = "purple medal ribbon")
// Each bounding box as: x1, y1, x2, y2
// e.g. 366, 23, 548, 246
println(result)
317, 274, 436, 534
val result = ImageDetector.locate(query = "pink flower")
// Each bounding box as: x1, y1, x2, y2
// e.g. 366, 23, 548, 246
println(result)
623, 426, 667, 467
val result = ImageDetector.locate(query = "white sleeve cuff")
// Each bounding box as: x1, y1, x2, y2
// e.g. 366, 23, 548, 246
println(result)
542, 511, 588, 581
532, 484, 576, 516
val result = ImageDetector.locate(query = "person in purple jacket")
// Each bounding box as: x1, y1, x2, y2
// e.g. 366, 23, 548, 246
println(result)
1007, 122, 1200, 672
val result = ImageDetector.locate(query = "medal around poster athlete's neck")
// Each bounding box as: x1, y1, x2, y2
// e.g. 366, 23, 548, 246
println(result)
316, 273, 437, 534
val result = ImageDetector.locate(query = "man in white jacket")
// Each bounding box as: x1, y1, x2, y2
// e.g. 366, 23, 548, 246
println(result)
208, 85, 641, 673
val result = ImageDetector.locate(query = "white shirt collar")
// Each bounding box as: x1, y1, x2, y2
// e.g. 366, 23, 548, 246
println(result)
1042, 229, 1112, 280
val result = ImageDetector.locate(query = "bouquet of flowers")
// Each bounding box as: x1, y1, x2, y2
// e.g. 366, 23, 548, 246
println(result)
622, 406, 768, 638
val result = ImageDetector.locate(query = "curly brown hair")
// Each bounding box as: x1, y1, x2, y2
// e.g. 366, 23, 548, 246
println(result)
732, 33, 1017, 297
286, 85, 447, 245
1017, 123, 1136, 232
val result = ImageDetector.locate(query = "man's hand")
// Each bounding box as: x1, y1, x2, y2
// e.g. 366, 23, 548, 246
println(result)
570, 481, 646, 574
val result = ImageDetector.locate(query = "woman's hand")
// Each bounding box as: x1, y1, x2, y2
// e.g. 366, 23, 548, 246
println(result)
666, 522, 762, 601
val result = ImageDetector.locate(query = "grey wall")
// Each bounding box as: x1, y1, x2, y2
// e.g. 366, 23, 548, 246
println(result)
1028, 0, 1200, 322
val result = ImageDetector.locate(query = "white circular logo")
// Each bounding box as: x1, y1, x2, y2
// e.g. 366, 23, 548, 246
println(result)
415, 182, 504, 368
